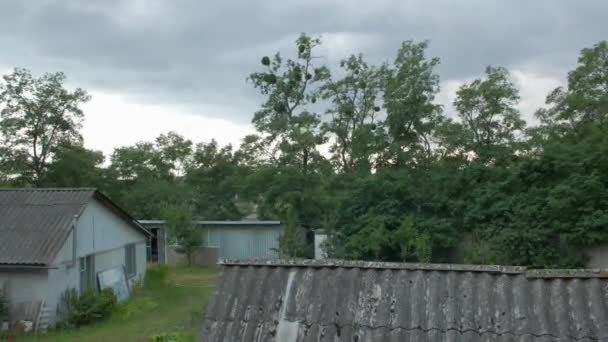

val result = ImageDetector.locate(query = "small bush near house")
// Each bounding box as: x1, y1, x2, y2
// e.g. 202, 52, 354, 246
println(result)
58, 288, 118, 328
150, 332, 188, 342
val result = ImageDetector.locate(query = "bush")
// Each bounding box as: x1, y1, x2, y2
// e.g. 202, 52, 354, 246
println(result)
151, 332, 188, 342
58, 288, 118, 328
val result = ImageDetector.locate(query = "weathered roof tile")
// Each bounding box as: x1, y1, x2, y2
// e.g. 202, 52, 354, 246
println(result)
202, 259, 608, 341
0, 188, 148, 266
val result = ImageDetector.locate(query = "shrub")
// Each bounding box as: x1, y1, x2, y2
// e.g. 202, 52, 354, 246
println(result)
58, 288, 118, 328
151, 332, 188, 342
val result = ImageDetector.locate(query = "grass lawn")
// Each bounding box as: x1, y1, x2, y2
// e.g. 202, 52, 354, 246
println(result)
21, 265, 217, 342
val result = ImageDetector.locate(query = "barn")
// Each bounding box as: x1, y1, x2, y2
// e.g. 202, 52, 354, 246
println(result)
0, 188, 149, 330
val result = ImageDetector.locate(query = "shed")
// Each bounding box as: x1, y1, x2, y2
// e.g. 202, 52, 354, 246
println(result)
0, 188, 149, 329
139, 220, 283, 266
202, 259, 608, 341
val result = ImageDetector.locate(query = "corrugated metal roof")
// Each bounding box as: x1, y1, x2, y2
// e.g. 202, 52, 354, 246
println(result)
202, 259, 608, 342
0, 188, 149, 266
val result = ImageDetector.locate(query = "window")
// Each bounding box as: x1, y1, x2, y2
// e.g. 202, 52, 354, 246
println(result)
79, 255, 95, 293
125, 244, 136, 277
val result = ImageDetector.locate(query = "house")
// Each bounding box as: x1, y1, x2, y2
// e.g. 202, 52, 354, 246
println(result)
0, 188, 149, 328
140, 220, 283, 266
203, 259, 608, 341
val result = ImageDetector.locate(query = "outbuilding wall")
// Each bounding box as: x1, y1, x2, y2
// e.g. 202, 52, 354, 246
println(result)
45, 198, 148, 324
0, 269, 48, 322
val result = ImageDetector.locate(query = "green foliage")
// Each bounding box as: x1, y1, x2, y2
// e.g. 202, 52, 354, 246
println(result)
58, 288, 118, 328
278, 205, 308, 258
161, 204, 201, 266
151, 332, 188, 342
3, 39, 608, 270
452, 65, 526, 163
383, 40, 442, 165
537, 40, 608, 129
185, 140, 244, 220
320, 54, 384, 173
395, 216, 432, 262
0, 68, 91, 185
43, 144, 105, 188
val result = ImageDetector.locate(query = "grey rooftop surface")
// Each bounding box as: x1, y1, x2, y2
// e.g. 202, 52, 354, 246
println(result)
202, 259, 608, 341
0, 188, 148, 266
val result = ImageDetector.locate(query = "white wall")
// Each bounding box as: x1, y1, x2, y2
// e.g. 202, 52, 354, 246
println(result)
55, 199, 147, 264
0, 269, 48, 307
94, 242, 146, 287
46, 262, 78, 324
46, 198, 148, 324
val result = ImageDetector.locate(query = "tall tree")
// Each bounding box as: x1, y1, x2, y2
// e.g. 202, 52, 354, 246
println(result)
248, 33, 330, 172
0, 68, 90, 185
536, 40, 608, 131
383, 41, 443, 166
320, 54, 384, 173
246, 34, 333, 231
453, 65, 525, 163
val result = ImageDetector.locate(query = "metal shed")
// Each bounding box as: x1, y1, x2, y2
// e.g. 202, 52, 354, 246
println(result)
139, 220, 283, 265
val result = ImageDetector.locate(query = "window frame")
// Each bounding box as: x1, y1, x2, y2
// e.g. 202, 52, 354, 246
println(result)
125, 243, 137, 278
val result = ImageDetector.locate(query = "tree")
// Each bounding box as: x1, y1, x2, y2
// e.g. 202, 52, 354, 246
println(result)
320, 54, 384, 173
278, 205, 308, 258
246, 34, 333, 229
453, 66, 525, 163
185, 140, 243, 220
537, 40, 608, 131
105, 132, 193, 218
383, 41, 443, 166
161, 203, 201, 266
248, 33, 330, 172
0, 68, 91, 185
155, 131, 193, 177
43, 144, 105, 188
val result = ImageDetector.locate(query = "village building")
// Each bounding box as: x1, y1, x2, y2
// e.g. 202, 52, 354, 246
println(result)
0, 189, 149, 329
140, 219, 283, 266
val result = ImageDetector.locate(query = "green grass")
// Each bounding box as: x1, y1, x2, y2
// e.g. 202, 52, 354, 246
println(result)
22, 265, 218, 342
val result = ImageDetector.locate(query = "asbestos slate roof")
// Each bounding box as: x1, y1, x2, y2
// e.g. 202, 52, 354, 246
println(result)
0, 188, 148, 266
202, 259, 608, 342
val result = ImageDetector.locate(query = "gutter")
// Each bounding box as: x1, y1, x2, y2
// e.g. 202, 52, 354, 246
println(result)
0, 264, 58, 270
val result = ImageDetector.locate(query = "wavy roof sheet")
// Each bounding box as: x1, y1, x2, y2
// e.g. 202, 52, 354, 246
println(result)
0, 188, 148, 266
202, 259, 608, 342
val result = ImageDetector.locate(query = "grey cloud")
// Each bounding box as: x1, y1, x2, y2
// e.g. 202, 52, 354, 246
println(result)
0, 0, 606, 123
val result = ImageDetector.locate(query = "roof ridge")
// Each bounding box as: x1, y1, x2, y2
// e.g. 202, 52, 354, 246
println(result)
219, 259, 527, 274
219, 259, 608, 277
0, 188, 97, 191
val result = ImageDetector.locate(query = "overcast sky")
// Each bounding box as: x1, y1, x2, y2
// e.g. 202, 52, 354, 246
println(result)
1, 0, 606, 157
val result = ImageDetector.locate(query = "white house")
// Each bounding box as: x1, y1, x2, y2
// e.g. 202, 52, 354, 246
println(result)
0, 188, 149, 329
